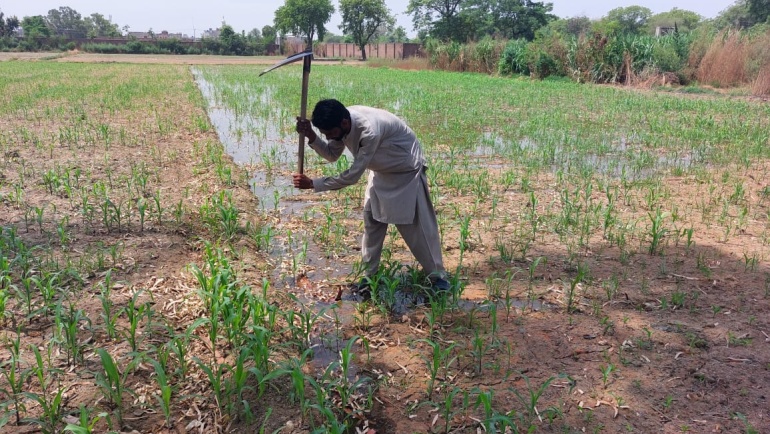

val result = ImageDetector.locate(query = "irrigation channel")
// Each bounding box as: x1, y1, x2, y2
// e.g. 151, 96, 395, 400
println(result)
193, 70, 550, 371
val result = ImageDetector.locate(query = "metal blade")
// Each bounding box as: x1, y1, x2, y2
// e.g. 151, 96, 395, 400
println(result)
259, 49, 314, 76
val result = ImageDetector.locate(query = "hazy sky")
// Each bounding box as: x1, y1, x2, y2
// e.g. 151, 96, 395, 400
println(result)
2, 1, 736, 37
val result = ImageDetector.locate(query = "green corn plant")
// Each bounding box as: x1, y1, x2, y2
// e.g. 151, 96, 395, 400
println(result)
63, 405, 107, 434
565, 263, 587, 314
152, 189, 164, 226
137, 198, 147, 232
334, 336, 362, 412
149, 359, 173, 428
15, 275, 35, 318
226, 349, 253, 422
121, 290, 146, 352
458, 215, 471, 266
441, 387, 470, 434
648, 207, 669, 255
98, 271, 118, 340
308, 403, 348, 434
57, 301, 92, 366
419, 339, 457, 400
600, 364, 615, 388
0, 331, 30, 426
94, 348, 137, 428
476, 389, 514, 433
0, 289, 8, 325
262, 349, 314, 415
470, 328, 490, 374
193, 356, 229, 415
24, 345, 65, 434
509, 374, 557, 430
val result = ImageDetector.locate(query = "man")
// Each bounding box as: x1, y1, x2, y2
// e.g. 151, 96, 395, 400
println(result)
293, 99, 450, 293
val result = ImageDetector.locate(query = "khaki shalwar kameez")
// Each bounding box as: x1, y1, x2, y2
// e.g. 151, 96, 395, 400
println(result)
308, 106, 446, 279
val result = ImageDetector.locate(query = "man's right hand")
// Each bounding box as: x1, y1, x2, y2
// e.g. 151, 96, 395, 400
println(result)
295, 118, 317, 144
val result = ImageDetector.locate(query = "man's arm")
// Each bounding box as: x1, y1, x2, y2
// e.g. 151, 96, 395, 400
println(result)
296, 118, 344, 162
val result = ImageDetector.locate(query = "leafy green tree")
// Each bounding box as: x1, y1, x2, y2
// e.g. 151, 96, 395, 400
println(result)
21, 15, 51, 38
539, 16, 592, 39
647, 8, 702, 33
339, 0, 395, 59
379, 25, 408, 42
274, 0, 334, 48
262, 25, 277, 44
0, 12, 20, 37
406, 0, 464, 41
748, 0, 770, 23
46, 6, 88, 38
219, 24, 247, 55
604, 5, 653, 35
713, 0, 753, 28
484, 0, 555, 40
84, 13, 121, 38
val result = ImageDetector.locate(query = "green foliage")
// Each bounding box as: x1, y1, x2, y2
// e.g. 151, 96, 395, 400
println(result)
274, 0, 335, 47
0, 12, 20, 37
604, 5, 653, 35
647, 8, 703, 33
21, 15, 51, 38
339, 0, 395, 59
499, 38, 530, 75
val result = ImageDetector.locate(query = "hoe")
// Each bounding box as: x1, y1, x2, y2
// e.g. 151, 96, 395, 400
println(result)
259, 49, 313, 174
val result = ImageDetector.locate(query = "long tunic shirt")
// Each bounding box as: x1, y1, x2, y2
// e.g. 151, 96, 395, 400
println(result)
309, 106, 426, 225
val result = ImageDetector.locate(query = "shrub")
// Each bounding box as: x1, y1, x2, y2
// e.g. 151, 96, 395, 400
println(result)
499, 39, 530, 75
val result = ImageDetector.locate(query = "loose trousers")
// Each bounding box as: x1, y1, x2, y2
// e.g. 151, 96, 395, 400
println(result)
361, 174, 445, 279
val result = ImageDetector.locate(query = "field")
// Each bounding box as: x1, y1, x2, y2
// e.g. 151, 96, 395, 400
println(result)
1, 53, 769, 434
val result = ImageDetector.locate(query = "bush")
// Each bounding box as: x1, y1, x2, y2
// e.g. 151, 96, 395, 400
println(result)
499, 39, 530, 75
126, 40, 146, 54
81, 43, 123, 54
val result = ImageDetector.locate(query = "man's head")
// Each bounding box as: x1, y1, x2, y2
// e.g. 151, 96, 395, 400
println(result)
311, 99, 351, 141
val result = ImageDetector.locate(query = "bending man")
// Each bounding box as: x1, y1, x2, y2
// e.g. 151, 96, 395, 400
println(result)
293, 99, 449, 292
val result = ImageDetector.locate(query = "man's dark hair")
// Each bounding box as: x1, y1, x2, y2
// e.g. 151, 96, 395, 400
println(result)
311, 99, 350, 130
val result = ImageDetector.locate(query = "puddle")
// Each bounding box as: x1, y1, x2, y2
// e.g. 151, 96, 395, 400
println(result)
472, 132, 696, 179
193, 69, 304, 211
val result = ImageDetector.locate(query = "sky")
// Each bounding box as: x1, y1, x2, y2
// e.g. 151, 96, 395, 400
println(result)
2, 1, 737, 38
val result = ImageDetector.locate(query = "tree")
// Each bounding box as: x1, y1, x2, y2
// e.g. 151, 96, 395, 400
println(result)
484, 0, 555, 40
84, 13, 121, 38
647, 8, 702, 33
46, 6, 88, 38
274, 0, 334, 48
339, 0, 395, 60
604, 5, 653, 35
406, 0, 464, 41
713, 0, 753, 29
21, 15, 51, 38
262, 25, 277, 44
219, 24, 246, 55
748, 0, 770, 23
0, 12, 20, 37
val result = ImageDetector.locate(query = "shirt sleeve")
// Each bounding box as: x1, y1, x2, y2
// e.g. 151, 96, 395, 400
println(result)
308, 136, 345, 163
313, 129, 380, 192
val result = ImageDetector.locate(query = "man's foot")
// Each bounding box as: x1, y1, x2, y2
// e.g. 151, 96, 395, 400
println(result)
431, 278, 451, 292
349, 278, 373, 301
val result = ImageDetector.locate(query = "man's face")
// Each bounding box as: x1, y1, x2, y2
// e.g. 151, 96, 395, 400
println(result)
319, 126, 345, 141
317, 118, 350, 141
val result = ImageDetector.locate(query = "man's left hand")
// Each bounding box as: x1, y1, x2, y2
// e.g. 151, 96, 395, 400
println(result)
293, 173, 314, 189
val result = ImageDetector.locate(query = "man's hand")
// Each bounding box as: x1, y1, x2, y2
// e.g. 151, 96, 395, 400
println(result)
293, 173, 314, 190
295, 118, 317, 144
